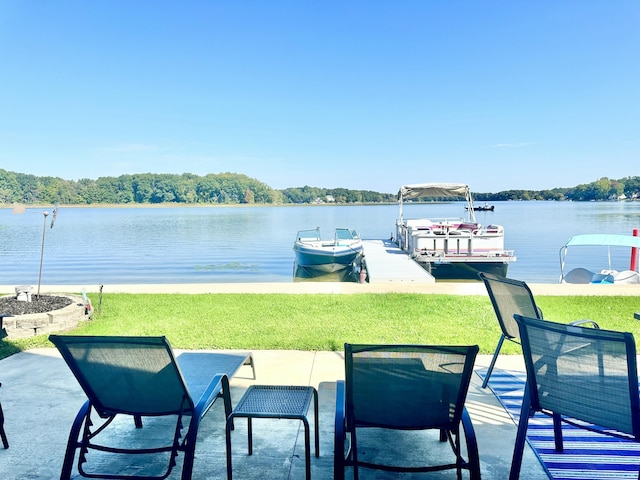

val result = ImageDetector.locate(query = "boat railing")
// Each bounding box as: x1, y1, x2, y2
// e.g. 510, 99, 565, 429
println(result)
403, 216, 466, 227
412, 230, 474, 256
407, 227, 514, 256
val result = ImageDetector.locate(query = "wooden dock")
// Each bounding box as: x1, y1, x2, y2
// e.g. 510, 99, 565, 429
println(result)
362, 240, 436, 284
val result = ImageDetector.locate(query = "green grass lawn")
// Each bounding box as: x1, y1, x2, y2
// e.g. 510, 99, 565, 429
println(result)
1, 293, 638, 359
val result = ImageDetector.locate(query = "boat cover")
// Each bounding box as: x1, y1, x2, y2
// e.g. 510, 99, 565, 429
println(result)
563, 234, 640, 249
398, 183, 470, 200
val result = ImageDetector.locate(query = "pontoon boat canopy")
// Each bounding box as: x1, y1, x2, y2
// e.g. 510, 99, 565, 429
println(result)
397, 183, 475, 222
398, 183, 471, 200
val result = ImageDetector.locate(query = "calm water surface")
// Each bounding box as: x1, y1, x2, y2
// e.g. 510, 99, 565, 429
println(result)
1, 201, 639, 285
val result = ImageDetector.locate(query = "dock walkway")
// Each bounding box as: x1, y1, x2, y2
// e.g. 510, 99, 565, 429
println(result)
361, 239, 435, 284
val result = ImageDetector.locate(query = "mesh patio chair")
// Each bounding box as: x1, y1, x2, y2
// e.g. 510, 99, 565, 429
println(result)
50, 335, 254, 480
478, 273, 544, 388
334, 343, 481, 480
509, 315, 640, 480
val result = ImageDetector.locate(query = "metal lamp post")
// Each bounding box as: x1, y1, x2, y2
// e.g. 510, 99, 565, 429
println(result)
12, 204, 59, 299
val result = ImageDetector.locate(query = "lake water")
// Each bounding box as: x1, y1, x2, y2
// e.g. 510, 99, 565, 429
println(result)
1, 201, 639, 286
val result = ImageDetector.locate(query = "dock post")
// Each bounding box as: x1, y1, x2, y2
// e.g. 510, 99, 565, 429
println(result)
631, 228, 639, 272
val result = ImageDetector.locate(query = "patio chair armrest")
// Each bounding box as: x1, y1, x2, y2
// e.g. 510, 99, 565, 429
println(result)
193, 373, 229, 420
334, 380, 346, 480
180, 373, 228, 477
183, 373, 229, 455
569, 319, 600, 329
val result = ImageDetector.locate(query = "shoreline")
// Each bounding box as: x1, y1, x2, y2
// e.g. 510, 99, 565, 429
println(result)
1, 282, 638, 296
0, 202, 397, 210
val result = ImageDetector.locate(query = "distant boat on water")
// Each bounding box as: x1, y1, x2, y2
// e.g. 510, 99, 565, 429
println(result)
466, 203, 495, 212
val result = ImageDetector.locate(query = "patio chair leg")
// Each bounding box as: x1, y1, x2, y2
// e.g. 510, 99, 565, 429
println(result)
60, 401, 91, 480
181, 413, 202, 480
333, 381, 346, 480
181, 448, 195, 480
226, 416, 234, 480
352, 427, 360, 480
0, 383, 6, 449
482, 335, 505, 388
461, 408, 481, 480
509, 384, 532, 480
552, 413, 564, 452
0, 407, 7, 448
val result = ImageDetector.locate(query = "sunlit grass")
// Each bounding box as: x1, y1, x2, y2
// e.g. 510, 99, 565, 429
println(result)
1, 293, 638, 359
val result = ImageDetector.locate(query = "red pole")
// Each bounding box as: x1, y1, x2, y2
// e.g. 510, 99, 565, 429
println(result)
631, 228, 639, 272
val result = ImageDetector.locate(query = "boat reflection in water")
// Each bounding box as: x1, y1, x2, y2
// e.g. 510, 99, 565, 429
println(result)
293, 263, 362, 283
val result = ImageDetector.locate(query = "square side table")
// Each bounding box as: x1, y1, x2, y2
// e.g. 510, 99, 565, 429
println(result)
226, 385, 319, 480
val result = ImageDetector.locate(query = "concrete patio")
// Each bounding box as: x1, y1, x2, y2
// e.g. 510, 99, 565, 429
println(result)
0, 348, 548, 480
3, 279, 635, 478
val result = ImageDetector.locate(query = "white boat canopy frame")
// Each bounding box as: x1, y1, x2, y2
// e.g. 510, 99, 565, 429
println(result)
397, 183, 476, 223
562, 234, 640, 249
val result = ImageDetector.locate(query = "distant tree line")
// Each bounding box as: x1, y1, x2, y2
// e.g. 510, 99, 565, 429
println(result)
0, 170, 279, 205
0, 169, 396, 205
475, 176, 640, 202
279, 185, 394, 204
0, 169, 638, 206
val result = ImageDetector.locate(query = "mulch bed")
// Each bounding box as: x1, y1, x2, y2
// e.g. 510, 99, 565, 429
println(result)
0, 295, 73, 315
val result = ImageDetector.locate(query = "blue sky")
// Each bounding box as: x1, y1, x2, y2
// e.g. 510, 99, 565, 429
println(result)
1, 1, 638, 194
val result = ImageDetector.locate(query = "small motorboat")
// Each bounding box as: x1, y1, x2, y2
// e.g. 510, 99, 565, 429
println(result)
559, 234, 640, 284
293, 227, 363, 272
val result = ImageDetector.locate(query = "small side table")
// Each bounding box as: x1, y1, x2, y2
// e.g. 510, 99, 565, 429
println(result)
634, 312, 640, 321
226, 385, 319, 480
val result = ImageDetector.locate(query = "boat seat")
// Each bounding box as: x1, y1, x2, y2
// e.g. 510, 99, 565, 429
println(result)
562, 267, 596, 284
563, 267, 619, 284
611, 270, 640, 284
457, 223, 476, 230
591, 272, 615, 284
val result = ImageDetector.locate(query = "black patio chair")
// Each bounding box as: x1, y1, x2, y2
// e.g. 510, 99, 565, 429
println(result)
478, 273, 543, 388
509, 315, 640, 480
50, 335, 255, 480
334, 343, 481, 480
